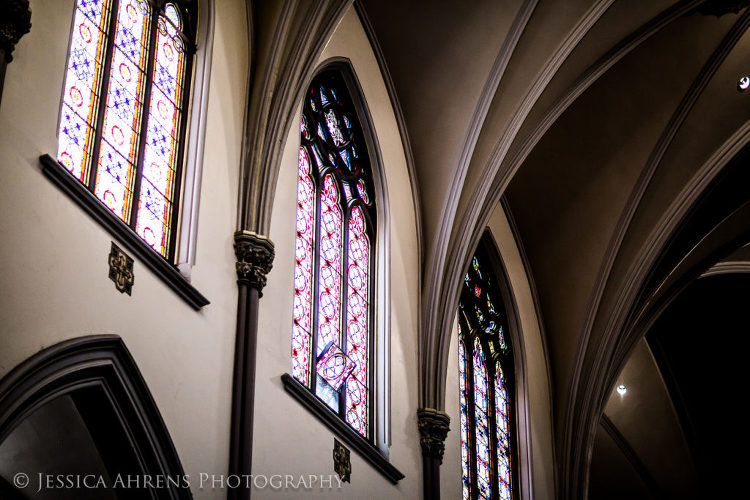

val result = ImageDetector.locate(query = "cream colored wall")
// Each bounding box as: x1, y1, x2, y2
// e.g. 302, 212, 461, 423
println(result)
441, 204, 555, 500
253, 5, 422, 499
0, 1, 248, 498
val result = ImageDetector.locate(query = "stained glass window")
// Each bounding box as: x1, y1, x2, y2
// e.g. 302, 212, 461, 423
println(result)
458, 238, 516, 500
57, 0, 196, 259
291, 70, 377, 439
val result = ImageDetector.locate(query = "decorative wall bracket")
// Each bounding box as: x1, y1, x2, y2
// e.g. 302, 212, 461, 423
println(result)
233, 231, 275, 294
333, 438, 351, 483
108, 242, 134, 295
0, 0, 31, 63
417, 408, 451, 464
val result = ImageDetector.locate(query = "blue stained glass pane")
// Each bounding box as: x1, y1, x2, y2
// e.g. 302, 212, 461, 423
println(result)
79, 0, 106, 21
315, 374, 339, 412
487, 294, 497, 314
339, 149, 352, 170
320, 85, 329, 106
114, 0, 150, 68
475, 305, 484, 323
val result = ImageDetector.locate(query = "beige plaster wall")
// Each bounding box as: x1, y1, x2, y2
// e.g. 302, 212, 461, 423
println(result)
0, 1, 248, 498
252, 5, 422, 499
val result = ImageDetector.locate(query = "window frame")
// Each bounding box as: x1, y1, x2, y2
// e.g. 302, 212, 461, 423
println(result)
458, 231, 521, 500
282, 60, 400, 483
40, 0, 211, 309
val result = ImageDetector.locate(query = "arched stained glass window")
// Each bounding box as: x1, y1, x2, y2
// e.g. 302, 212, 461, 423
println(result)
291, 70, 377, 438
57, 0, 196, 259
459, 239, 516, 500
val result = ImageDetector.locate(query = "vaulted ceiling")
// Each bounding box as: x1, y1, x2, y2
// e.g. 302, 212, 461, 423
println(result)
357, 0, 750, 496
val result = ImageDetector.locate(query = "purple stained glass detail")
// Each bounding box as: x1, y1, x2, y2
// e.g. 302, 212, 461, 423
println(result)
342, 183, 352, 201
316, 342, 356, 391
292, 148, 315, 385
356, 179, 370, 204
57, 1, 112, 182
474, 338, 491, 499
317, 175, 342, 355
496, 362, 511, 500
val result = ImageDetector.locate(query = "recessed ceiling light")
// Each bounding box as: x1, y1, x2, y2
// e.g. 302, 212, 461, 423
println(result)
616, 385, 627, 396
738, 76, 750, 92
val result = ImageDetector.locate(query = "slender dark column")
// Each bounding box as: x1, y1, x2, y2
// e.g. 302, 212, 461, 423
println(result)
229, 231, 274, 500
417, 408, 451, 500
0, 0, 31, 109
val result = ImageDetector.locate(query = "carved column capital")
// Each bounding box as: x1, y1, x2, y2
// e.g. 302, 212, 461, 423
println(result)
233, 231, 275, 294
417, 408, 451, 464
0, 0, 31, 63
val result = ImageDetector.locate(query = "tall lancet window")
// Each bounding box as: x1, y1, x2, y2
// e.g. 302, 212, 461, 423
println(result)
57, 0, 196, 259
291, 70, 377, 438
458, 238, 516, 500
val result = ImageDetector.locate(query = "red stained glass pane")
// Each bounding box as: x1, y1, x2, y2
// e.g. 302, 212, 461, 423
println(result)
474, 338, 491, 498
292, 148, 315, 384
317, 175, 343, 354
496, 362, 512, 500
345, 376, 368, 436
346, 206, 369, 389
292, 72, 376, 439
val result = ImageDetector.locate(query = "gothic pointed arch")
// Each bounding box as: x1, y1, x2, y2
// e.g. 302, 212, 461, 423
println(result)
0, 335, 190, 499
457, 231, 521, 500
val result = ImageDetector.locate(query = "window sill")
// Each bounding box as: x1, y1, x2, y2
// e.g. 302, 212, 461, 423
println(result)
40, 154, 210, 310
281, 373, 404, 484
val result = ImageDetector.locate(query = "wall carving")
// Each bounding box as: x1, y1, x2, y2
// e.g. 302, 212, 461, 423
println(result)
233, 231, 275, 294
417, 408, 451, 463
108, 242, 134, 295
0, 0, 31, 63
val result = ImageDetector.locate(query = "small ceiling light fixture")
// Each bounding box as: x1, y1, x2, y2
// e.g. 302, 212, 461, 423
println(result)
616, 385, 627, 396
738, 76, 750, 92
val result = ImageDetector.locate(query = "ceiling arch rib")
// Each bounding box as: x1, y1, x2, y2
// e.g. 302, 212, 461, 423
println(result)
424, 0, 616, 412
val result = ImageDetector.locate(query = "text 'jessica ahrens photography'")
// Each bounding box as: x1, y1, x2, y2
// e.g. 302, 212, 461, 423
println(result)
11, 472, 344, 492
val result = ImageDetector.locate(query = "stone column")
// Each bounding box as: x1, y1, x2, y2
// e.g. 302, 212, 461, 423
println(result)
0, 0, 31, 108
229, 231, 274, 500
417, 408, 451, 500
